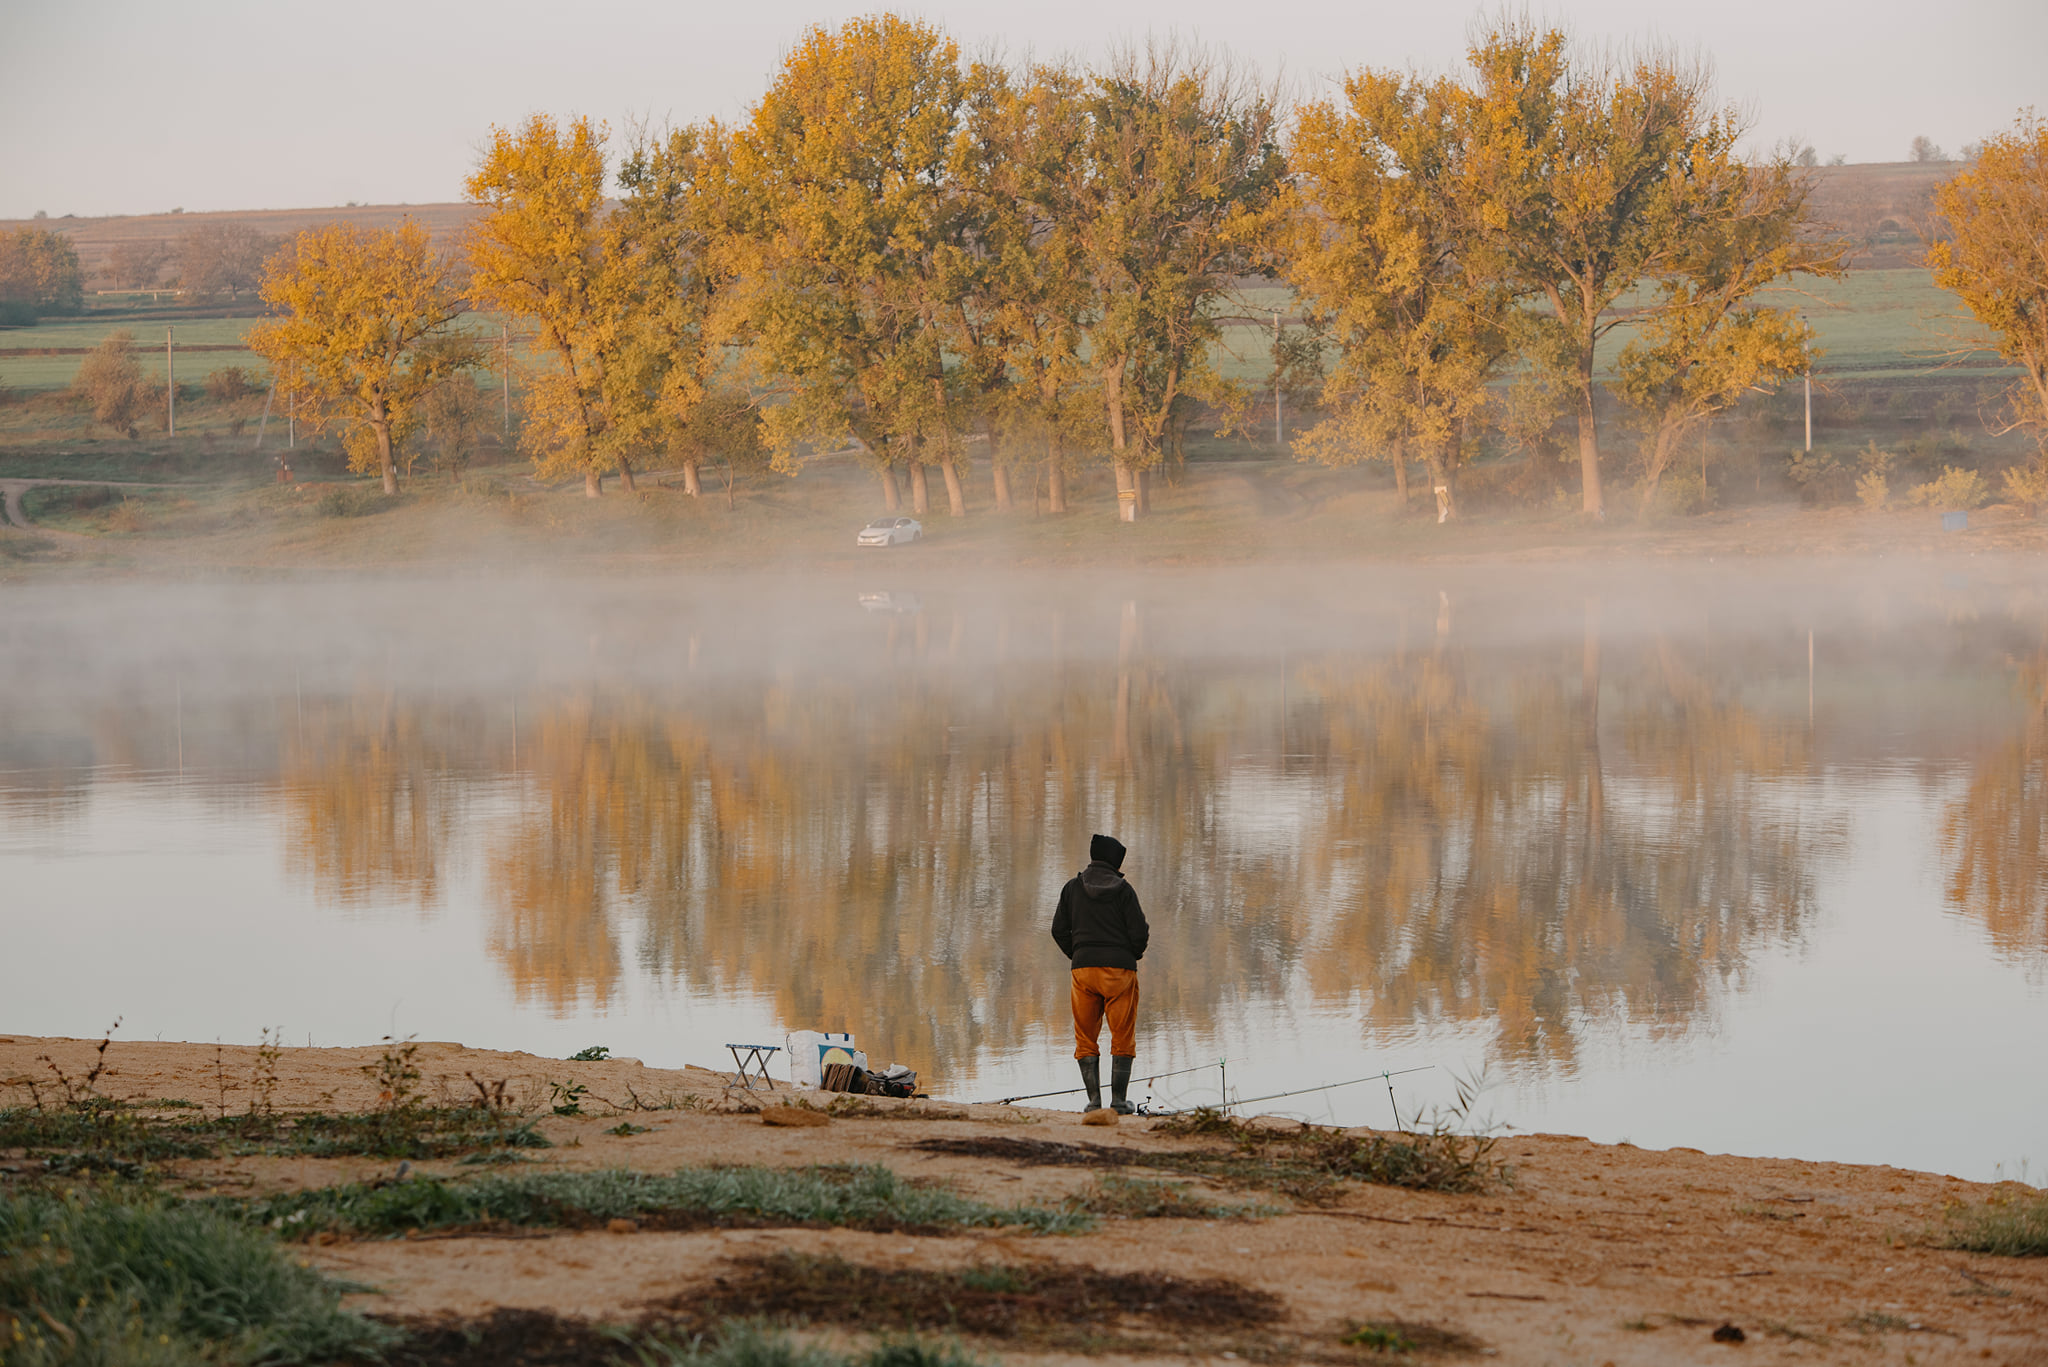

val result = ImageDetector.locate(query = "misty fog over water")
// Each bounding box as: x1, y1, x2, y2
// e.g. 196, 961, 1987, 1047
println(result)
2, 564, 2043, 1180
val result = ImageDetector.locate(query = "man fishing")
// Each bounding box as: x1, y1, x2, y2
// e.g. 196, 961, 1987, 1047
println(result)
1051, 833, 1150, 1114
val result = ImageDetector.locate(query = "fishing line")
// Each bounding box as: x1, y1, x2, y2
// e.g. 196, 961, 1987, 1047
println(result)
985, 1057, 1232, 1106
1216, 1065, 1436, 1115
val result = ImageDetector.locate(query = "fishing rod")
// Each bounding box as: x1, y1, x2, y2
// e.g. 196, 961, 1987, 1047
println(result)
986, 1058, 1232, 1106
1216, 1065, 1436, 1126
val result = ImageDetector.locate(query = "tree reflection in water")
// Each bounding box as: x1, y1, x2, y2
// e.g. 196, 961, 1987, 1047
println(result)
25, 576, 2048, 1087
251, 611, 1846, 1083
1941, 656, 2048, 959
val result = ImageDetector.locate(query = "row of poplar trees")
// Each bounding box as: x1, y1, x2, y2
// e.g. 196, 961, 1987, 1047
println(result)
254, 13, 1849, 519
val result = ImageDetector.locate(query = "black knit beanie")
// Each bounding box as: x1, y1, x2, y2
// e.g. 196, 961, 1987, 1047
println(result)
1089, 833, 1126, 869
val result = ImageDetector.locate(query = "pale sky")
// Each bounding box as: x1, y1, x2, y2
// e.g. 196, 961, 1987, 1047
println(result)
3, 0, 2043, 220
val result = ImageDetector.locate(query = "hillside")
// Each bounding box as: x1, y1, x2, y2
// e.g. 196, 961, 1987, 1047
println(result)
0, 202, 477, 289
0, 159, 1965, 290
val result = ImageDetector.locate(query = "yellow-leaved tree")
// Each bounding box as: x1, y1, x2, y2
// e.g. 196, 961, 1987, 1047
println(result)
1286, 67, 1513, 521
1072, 43, 1287, 519
1464, 20, 1725, 518
603, 121, 764, 502
464, 115, 623, 497
1929, 114, 2048, 462
726, 14, 979, 516
249, 220, 476, 494
960, 60, 1104, 513
1615, 149, 1845, 513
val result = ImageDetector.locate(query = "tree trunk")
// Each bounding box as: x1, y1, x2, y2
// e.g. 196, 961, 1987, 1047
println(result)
1575, 340, 1604, 518
1104, 358, 1142, 522
909, 462, 930, 515
1114, 462, 1138, 523
881, 464, 901, 510
682, 460, 702, 496
1639, 424, 1680, 516
617, 456, 636, 494
1426, 440, 1457, 523
1047, 459, 1067, 513
992, 462, 1013, 512
375, 421, 397, 495
1135, 467, 1150, 515
1390, 437, 1409, 507
940, 459, 966, 516
584, 469, 602, 498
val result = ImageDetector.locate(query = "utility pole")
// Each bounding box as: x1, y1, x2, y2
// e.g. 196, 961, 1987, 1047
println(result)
1273, 310, 1283, 450
165, 326, 175, 436
501, 323, 511, 435
1804, 372, 1812, 452
288, 378, 294, 449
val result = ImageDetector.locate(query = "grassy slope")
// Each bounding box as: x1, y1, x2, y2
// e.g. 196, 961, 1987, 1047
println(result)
3, 268, 1990, 398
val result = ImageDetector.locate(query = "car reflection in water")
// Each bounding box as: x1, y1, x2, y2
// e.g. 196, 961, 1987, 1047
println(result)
856, 517, 923, 547
858, 591, 924, 615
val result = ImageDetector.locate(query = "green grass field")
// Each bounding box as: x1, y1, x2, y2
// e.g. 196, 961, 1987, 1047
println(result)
3, 269, 1994, 400
0, 310, 520, 394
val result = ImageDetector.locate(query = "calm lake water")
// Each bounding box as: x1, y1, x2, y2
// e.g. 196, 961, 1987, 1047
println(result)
3, 565, 2043, 1181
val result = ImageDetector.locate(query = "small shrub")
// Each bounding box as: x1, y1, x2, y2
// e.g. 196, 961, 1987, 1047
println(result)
1652, 466, 1714, 517
204, 366, 253, 402
1855, 441, 1896, 510
1786, 447, 1854, 504
2002, 461, 2048, 514
69, 331, 152, 438
1149, 1089, 1512, 1197
313, 485, 386, 518
419, 374, 490, 478
1941, 1189, 2048, 1256
1908, 465, 1989, 511
568, 1045, 612, 1062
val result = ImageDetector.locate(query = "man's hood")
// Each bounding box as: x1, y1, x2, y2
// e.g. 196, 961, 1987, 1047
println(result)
1079, 860, 1126, 897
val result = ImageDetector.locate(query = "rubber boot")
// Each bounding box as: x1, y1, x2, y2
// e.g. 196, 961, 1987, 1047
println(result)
1077, 1056, 1102, 1112
1110, 1055, 1136, 1114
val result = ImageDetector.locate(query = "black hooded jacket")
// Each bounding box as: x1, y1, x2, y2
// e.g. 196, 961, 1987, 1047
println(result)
1050, 861, 1150, 971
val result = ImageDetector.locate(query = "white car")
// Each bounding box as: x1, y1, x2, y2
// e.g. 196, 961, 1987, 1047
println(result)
856, 517, 922, 547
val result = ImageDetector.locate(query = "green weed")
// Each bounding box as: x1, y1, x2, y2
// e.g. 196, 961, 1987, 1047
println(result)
314, 485, 391, 518
1149, 1108, 1512, 1197
0, 1104, 550, 1166
630, 1323, 992, 1367
1342, 1323, 1414, 1353
1076, 1174, 1275, 1221
227, 1164, 1091, 1239
568, 1046, 612, 1062
1940, 1189, 2048, 1256
0, 1187, 395, 1366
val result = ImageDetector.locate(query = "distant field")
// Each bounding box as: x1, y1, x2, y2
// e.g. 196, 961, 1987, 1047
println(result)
1208, 269, 1998, 391
0, 312, 527, 395
0, 202, 476, 278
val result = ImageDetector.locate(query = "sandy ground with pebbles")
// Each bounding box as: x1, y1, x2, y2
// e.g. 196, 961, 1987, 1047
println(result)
4, 1034, 2045, 1366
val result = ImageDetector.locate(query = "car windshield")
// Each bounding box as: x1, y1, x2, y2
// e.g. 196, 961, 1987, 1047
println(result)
864, 520, 893, 529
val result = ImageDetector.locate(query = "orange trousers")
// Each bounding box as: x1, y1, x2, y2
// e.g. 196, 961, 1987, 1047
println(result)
1070, 966, 1140, 1059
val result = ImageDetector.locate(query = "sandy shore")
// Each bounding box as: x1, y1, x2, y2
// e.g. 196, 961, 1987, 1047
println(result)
3, 1034, 2043, 1365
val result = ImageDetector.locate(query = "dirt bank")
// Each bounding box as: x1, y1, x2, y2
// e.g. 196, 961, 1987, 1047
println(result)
4, 1034, 2043, 1365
